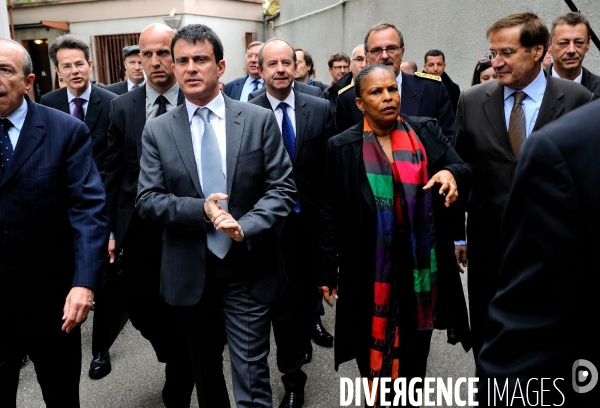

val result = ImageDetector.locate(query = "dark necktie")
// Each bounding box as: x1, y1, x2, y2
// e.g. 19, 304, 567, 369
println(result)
1, 118, 14, 169
73, 97, 85, 121
155, 95, 168, 117
197, 108, 232, 259
131, 84, 140, 91
251, 79, 261, 91
277, 102, 301, 213
508, 91, 527, 157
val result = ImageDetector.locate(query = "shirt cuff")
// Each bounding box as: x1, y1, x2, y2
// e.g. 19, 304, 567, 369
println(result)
454, 240, 467, 246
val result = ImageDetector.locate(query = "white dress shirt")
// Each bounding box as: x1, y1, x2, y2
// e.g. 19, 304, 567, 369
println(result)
240, 76, 264, 102
67, 84, 92, 118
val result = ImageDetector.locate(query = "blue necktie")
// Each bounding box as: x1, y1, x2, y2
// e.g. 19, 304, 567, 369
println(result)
252, 79, 261, 91
198, 108, 232, 259
0, 118, 14, 170
277, 103, 300, 213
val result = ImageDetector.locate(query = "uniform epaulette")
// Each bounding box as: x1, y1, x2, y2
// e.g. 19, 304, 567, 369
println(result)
338, 83, 354, 95
414, 72, 442, 82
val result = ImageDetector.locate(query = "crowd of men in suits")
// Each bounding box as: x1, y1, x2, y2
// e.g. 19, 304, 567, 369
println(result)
0, 8, 598, 408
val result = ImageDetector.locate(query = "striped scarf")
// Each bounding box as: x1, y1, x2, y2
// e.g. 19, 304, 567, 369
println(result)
362, 116, 438, 385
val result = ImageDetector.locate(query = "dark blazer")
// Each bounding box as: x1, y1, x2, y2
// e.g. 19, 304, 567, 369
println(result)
439, 71, 461, 115
40, 85, 117, 181
104, 85, 185, 248
248, 90, 336, 228
310, 79, 329, 93
0, 97, 107, 323
249, 80, 323, 100
105, 81, 128, 96
223, 75, 248, 101
135, 95, 296, 306
335, 72, 456, 142
477, 99, 600, 406
546, 63, 600, 99
323, 71, 353, 116
317, 116, 472, 369
453, 73, 593, 358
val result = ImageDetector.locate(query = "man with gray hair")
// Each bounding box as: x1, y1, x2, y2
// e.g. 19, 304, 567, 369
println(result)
40, 34, 117, 181
546, 11, 600, 97
223, 40, 265, 101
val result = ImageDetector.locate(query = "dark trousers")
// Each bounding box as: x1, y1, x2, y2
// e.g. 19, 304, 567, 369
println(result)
175, 251, 273, 408
272, 212, 320, 392
92, 215, 194, 407
0, 316, 82, 408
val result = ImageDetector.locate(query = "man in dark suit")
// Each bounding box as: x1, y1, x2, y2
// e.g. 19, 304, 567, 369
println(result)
546, 11, 600, 98
322, 44, 366, 117
0, 38, 107, 407
223, 40, 264, 102
335, 22, 455, 142
136, 24, 296, 408
294, 48, 328, 92
477, 99, 600, 406
105, 45, 146, 95
453, 12, 593, 362
40, 34, 116, 182
249, 38, 336, 408
101, 23, 194, 406
423, 49, 461, 114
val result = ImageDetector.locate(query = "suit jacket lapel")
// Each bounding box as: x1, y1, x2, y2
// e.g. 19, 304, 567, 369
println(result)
0, 98, 45, 186
224, 97, 243, 195
131, 87, 147, 161
294, 93, 308, 162
56, 88, 70, 115
533, 76, 565, 131
482, 81, 514, 158
170, 105, 203, 196
84, 85, 101, 133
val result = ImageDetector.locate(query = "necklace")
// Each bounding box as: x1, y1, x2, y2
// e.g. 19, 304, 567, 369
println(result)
376, 135, 390, 148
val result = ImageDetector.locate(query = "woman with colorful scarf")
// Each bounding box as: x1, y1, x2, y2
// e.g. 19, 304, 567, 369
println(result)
318, 64, 472, 406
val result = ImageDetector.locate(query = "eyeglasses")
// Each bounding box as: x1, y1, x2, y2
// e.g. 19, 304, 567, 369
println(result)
245, 53, 259, 59
352, 57, 365, 63
59, 62, 88, 73
331, 65, 349, 71
366, 46, 401, 58
484, 47, 526, 61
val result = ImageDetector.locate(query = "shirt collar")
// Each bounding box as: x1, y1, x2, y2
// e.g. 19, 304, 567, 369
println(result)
551, 65, 583, 84
265, 89, 295, 111
146, 82, 180, 106
185, 91, 226, 123
4, 98, 28, 132
67, 84, 92, 102
396, 71, 403, 89
244, 75, 263, 87
503, 68, 546, 103
127, 78, 146, 90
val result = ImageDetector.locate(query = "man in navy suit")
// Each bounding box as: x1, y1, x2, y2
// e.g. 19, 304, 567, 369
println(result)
105, 45, 146, 95
249, 38, 336, 408
335, 22, 455, 143
0, 38, 107, 407
40, 34, 117, 181
223, 40, 264, 101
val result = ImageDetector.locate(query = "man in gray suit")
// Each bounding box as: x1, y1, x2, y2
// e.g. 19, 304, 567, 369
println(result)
453, 12, 593, 362
136, 24, 296, 408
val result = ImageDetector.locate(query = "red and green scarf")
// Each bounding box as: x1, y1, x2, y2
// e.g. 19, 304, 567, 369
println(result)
362, 116, 438, 385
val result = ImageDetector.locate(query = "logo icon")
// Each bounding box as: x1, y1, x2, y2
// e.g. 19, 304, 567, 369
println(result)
572, 359, 598, 394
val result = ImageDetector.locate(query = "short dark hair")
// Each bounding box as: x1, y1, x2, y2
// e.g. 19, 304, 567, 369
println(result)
171, 24, 224, 63
295, 48, 315, 76
49, 34, 91, 67
486, 12, 550, 59
327, 52, 350, 68
364, 22, 405, 52
354, 64, 395, 99
551, 12, 591, 39
471, 59, 493, 86
258, 38, 296, 69
424, 49, 445, 63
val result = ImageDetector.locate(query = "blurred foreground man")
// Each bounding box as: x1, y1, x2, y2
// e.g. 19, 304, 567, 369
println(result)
249, 38, 336, 408
0, 38, 107, 407
478, 99, 600, 406
546, 11, 600, 97
136, 24, 296, 408
453, 12, 592, 362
